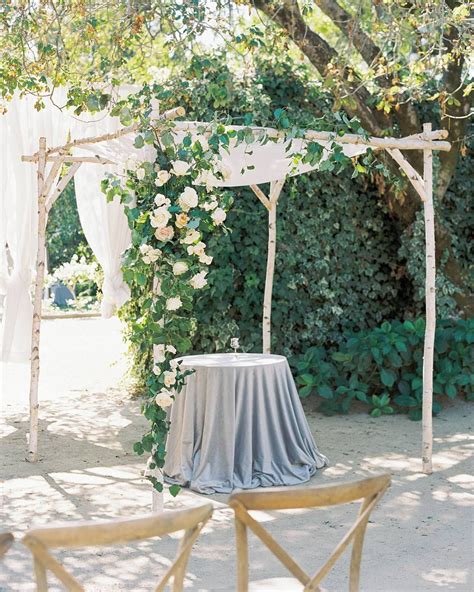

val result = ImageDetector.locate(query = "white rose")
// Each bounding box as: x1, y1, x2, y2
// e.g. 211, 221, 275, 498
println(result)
155, 226, 174, 242
150, 206, 171, 229
154, 193, 171, 207
155, 390, 173, 408
211, 207, 226, 225
166, 297, 182, 311
171, 160, 191, 176
195, 169, 219, 191
139, 244, 149, 255
216, 161, 232, 180
190, 271, 208, 290
187, 241, 206, 258
163, 370, 177, 388
155, 171, 171, 187
178, 187, 199, 212
181, 229, 201, 245
141, 245, 161, 264
136, 167, 146, 181
173, 261, 189, 276
199, 254, 213, 265
152, 365, 161, 376
166, 345, 177, 354
154, 344, 166, 363
170, 359, 179, 369
202, 200, 218, 211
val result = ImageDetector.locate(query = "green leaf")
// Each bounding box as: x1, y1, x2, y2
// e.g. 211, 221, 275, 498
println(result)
319, 385, 333, 399
380, 368, 396, 388
169, 484, 181, 497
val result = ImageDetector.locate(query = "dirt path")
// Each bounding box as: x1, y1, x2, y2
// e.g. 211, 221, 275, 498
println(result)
1, 319, 472, 591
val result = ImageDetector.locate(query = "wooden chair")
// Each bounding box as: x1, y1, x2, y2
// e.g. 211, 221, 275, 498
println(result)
229, 473, 391, 592
22, 504, 213, 592
0, 532, 14, 557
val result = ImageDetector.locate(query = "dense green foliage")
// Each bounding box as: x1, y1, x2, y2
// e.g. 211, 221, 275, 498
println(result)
292, 318, 473, 420
46, 180, 92, 272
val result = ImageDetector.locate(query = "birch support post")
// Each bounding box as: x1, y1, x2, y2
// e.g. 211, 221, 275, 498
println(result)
422, 123, 435, 474
27, 137, 47, 463
262, 180, 285, 354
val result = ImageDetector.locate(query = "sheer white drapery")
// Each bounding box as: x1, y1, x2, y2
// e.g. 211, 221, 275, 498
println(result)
0, 92, 71, 362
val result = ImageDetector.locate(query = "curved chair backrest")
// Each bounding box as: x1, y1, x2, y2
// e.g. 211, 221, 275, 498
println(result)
0, 532, 14, 558
22, 504, 213, 592
229, 473, 391, 592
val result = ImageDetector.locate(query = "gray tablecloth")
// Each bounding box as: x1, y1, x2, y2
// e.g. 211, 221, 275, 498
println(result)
163, 353, 328, 494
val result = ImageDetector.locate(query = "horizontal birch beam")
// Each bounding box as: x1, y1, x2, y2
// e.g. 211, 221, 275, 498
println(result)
22, 155, 115, 165
23, 106, 185, 161
174, 123, 451, 152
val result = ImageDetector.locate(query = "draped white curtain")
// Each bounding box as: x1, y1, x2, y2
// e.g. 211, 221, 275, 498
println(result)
0, 93, 134, 363
0, 92, 72, 362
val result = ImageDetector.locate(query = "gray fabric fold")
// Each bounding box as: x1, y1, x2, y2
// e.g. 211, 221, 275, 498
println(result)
164, 354, 328, 494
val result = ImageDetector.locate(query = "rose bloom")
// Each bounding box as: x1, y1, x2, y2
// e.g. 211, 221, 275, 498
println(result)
166, 297, 182, 311
199, 254, 213, 265
136, 167, 146, 181
171, 160, 191, 176
173, 261, 189, 276
170, 359, 179, 369
178, 187, 199, 212
140, 244, 161, 264
190, 271, 208, 290
195, 169, 219, 191
202, 200, 218, 211
155, 390, 173, 408
152, 365, 161, 376
155, 170, 170, 187
154, 193, 171, 207
181, 229, 200, 245
150, 206, 171, 229
154, 343, 166, 363
175, 213, 189, 229
212, 207, 227, 225
187, 241, 206, 258
166, 345, 176, 354
155, 226, 174, 242
163, 370, 177, 388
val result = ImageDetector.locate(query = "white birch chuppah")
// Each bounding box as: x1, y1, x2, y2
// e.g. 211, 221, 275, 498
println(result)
14, 105, 450, 477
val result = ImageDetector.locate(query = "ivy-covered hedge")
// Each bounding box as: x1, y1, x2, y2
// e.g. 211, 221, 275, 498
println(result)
292, 318, 473, 420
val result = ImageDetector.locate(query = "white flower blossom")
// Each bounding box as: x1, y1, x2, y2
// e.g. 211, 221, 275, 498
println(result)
150, 206, 172, 229
154, 193, 171, 207
202, 200, 218, 211
154, 344, 166, 363
155, 390, 173, 408
170, 359, 179, 369
199, 254, 213, 265
211, 208, 227, 225
152, 365, 161, 376
140, 245, 162, 264
178, 187, 199, 212
171, 160, 191, 176
136, 167, 146, 181
163, 370, 177, 388
166, 345, 176, 354
181, 229, 201, 245
154, 226, 174, 242
173, 261, 189, 276
155, 171, 171, 187
190, 271, 208, 289
166, 297, 182, 311
187, 241, 206, 258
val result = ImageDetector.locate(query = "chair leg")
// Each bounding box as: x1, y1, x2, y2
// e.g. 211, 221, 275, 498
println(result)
34, 557, 48, 592
235, 518, 248, 592
349, 496, 374, 592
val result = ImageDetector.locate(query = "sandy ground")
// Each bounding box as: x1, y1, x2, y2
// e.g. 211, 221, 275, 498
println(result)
0, 318, 472, 591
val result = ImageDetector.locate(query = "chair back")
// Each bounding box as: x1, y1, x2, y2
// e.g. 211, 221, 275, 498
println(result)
229, 473, 391, 592
22, 503, 213, 592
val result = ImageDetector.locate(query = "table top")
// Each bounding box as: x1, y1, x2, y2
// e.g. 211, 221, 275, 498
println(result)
177, 353, 287, 369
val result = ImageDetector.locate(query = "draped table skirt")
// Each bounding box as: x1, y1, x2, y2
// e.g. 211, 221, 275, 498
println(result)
164, 353, 328, 494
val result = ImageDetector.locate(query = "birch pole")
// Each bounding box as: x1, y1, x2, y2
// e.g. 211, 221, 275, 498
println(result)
422, 123, 435, 474
262, 180, 284, 354
27, 137, 47, 463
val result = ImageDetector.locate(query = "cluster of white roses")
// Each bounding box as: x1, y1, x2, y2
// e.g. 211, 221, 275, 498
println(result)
153, 345, 180, 408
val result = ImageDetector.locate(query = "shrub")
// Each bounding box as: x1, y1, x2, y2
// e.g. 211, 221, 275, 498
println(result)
292, 318, 473, 420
